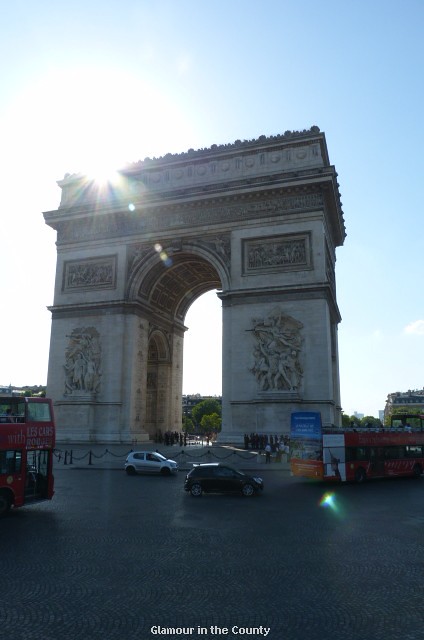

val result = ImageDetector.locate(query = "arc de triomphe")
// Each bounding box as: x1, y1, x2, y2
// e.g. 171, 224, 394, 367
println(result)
44, 126, 345, 443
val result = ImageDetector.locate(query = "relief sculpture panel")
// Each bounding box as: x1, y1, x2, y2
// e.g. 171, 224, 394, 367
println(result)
64, 327, 102, 396
249, 309, 303, 393
63, 257, 116, 291
244, 234, 311, 274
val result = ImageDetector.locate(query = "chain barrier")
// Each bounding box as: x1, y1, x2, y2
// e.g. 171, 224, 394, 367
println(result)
54, 446, 262, 466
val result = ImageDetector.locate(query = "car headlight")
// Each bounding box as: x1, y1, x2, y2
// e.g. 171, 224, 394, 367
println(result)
252, 477, 263, 484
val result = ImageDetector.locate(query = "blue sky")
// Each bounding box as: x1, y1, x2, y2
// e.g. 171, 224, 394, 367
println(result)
1, 0, 423, 418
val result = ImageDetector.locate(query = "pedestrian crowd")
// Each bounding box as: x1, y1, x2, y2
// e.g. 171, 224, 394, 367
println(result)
156, 430, 185, 446
154, 430, 213, 447
244, 433, 290, 463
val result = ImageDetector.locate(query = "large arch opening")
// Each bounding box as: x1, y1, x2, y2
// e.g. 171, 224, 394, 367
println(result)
134, 249, 225, 437
135, 251, 224, 322
183, 290, 222, 397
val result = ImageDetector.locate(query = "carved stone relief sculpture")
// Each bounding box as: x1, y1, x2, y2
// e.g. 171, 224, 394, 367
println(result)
244, 234, 310, 275
197, 234, 231, 269
249, 309, 303, 392
63, 257, 116, 291
127, 244, 155, 279
64, 327, 102, 396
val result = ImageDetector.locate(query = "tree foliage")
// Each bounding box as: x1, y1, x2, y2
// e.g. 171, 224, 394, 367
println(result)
182, 415, 195, 433
360, 415, 381, 427
343, 414, 361, 427
341, 414, 351, 428
200, 412, 222, 434
191, 398, 221, 426
13, 385, 46, 397
341, 414, 382, 428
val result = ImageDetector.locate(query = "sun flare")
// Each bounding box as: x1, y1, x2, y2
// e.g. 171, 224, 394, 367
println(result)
9, 64, 195, 186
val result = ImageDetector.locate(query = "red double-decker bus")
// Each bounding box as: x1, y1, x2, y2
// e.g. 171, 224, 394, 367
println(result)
290, 412, 424, 483
0, 396, 55, 515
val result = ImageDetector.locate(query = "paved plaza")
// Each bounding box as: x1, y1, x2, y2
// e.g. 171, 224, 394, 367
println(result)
1, 460, 424, 640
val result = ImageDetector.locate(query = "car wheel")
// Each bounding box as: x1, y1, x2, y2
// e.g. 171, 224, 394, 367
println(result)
0, 491, 11, 516
355, 468, 366, 484
126, 466, 136, 476
242, 483, 255, 497
161, 467, 171, 476
190, 483, 202, 497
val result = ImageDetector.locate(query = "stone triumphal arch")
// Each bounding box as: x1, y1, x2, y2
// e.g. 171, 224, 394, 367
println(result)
44, 127, 345, 443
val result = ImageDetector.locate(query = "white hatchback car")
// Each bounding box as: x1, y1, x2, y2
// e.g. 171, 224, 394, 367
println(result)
125, 451, 178, 476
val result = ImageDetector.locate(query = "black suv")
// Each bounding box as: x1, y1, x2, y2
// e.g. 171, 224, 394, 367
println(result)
184, 463, 264, 497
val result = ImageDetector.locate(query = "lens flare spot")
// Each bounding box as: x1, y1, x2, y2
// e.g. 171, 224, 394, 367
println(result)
320, 492, 336, 510
160, 251, 173, 267
128, 203, 135, 212
153, 244, 172, 267
319, 491, 346, 519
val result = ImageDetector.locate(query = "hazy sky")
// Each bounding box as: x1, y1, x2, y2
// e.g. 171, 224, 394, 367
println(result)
1, 0, 423, 418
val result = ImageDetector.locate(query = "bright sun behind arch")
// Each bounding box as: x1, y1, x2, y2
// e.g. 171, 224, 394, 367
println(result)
10, 64, 196, 190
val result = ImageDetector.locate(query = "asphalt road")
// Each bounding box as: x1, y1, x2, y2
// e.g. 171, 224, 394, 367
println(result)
1, 468, 424, 640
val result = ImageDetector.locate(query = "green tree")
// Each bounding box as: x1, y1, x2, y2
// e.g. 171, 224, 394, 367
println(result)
200, 412, 222, 434
345, 415, 361, 428
182, 415, 195, 433
341, 413, 351, 428
360, 416, 382, 428
191, 398, 221, 428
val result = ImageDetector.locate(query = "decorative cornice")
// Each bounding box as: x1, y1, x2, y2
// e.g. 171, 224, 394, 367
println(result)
125, 126, 323, 167
52, 191, 326, 245
218, 284, 342, 324
59, 127, 323, 183
43, 128, 345, 247
53, 128, 337, 213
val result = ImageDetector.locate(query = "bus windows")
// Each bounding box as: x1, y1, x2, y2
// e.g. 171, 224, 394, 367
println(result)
26, 401, 52, 422
405, 445, 423, 457
0, 450, 22, 474
346, 447, 369, 462
391, 415, 424, 430
382, 446, 403, 460
0, 400, 25, 423
0, 452, 8, 474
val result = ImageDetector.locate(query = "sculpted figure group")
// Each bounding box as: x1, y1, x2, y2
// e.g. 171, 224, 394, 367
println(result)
64, 328, 102, 395
250, 309, 303, 392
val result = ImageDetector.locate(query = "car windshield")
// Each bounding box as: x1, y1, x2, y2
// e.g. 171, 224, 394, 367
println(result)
154, 453, 167, 461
